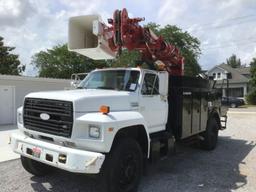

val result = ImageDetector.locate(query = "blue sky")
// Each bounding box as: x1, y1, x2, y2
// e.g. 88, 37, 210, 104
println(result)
1, 0, 256, 76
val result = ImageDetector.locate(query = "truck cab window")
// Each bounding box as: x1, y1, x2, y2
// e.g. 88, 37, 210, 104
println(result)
78, 70, 140, 91
141, 73, 159, 95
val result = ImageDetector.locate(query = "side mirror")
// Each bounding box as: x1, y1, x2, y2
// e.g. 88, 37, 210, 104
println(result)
70, 80, 79, 88
70, 73, 88, 88
158, 71, 169, 96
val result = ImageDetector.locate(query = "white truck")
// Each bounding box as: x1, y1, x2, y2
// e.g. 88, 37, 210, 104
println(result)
11, 9, 226, 192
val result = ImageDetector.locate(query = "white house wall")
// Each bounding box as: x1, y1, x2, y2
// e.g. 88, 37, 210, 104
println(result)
208, 67, 227, 80
221, 82, 248, 98
0, 76, 70, 125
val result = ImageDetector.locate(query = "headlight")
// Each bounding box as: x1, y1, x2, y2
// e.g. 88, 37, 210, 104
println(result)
89, 125, 101, 138
18, 111, 23, 124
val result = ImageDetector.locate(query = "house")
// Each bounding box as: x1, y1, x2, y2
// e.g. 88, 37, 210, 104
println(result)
0, 75, 70, 125
207, 64, 251, 99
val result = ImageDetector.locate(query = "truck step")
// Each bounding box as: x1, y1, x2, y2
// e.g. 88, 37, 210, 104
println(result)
150, 134, 175, 163
220, 115, 227, 130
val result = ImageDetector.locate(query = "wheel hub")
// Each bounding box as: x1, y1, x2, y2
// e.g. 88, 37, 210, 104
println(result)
120, 154, 137, 186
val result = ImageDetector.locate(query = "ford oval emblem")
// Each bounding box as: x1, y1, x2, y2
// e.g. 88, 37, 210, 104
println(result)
40, 113, 50, 120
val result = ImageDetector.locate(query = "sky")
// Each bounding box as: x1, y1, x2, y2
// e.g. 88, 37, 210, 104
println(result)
1, 0, 256, 76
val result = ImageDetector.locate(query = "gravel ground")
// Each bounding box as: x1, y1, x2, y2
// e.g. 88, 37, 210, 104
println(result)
1, 109, 256, 192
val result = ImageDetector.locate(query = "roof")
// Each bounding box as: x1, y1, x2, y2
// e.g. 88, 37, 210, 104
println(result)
216, 64, 250, 84
236, 66, 250, 75
0, 74, 70, 83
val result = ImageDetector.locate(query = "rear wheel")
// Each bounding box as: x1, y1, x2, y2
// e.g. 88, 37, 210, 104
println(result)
100, 138, 143, 192
21, 156, 55, 176
201, 118, 219, 150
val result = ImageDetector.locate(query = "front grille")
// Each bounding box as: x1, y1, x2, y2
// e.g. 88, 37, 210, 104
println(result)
23, 98, 73, 138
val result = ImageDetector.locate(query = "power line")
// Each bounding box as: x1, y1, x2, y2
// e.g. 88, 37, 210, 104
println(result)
183, 14, 256, 32
202, 36, 256, 48
190, 18, 256, 32
202, 40, 256, 51
222, 14, 256, 22
195, 14, 256, 28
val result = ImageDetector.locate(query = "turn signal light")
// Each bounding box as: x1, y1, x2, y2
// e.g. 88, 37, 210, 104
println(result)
58, 154, 67, 164
100, 105, 110, 114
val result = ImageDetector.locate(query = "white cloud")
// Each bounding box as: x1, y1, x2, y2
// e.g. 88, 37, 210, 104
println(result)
0, 0, 35, 27
157, 0, 187, 27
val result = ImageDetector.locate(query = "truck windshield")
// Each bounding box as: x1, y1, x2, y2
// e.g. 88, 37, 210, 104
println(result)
77, 70, 140, 91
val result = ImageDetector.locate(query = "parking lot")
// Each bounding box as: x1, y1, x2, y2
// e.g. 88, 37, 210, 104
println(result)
0, 108, 256, 192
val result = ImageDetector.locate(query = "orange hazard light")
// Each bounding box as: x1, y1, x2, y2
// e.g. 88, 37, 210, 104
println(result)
100, 105, 110, 114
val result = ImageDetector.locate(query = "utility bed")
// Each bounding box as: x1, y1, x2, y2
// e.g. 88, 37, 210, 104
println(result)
167, 76, 221, 139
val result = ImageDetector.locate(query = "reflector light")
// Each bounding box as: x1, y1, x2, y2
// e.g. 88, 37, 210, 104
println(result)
100, 105, 110, 114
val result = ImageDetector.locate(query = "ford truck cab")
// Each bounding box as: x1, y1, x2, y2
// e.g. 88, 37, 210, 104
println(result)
11, 68, 169, 173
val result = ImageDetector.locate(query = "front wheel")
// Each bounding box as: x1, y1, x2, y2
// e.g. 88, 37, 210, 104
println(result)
21, 156, 55, 176
100, 138, 143, 192
200, 118, 219, 150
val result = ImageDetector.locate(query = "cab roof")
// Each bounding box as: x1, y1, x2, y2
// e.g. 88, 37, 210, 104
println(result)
93, 67, 158, 74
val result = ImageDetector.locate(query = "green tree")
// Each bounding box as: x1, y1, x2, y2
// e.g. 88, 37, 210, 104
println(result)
112, 50, 140, 68
226, 54, 241, 68
32, 44, 108, 79
147, 23, 201, 76
249, 58, 256, 86
113, 23, 202, 76
0, 36, 24, 75
246, 58, 256, 104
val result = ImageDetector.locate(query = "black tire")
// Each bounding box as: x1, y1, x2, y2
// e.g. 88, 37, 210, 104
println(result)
100, 138, 143, 192
201, 118, 219, 150
21, 156, 55, 176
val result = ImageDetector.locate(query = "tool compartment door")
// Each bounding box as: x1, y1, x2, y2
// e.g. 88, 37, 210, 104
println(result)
200, 94, 208, 132
192, 92, 201, 134
181, 92, 192, 138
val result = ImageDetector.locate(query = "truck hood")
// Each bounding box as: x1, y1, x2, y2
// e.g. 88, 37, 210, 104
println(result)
25, 89, 138, 112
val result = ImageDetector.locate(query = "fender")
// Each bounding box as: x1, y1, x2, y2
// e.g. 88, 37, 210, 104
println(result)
76, 111, 151, 157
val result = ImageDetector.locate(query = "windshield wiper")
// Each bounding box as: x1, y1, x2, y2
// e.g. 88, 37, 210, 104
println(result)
97, 86, 115, 90
76, 86, 86, 89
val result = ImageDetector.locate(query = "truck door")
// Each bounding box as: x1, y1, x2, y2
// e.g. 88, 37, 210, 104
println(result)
139, 72, 168, 133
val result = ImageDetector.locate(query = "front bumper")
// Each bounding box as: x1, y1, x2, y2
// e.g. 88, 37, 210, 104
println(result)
10, 132, 105, 174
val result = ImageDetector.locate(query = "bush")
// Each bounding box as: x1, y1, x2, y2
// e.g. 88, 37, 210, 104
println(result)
246, 90, 256, 105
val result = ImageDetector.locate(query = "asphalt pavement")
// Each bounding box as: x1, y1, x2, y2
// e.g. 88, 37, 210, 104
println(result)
0, 108, 256, 192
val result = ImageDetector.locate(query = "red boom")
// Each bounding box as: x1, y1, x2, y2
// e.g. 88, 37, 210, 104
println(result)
106, 8, 184, 76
